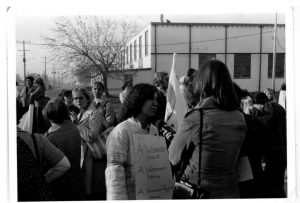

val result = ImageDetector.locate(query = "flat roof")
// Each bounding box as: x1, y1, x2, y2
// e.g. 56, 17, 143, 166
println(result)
150, 22, 285, 27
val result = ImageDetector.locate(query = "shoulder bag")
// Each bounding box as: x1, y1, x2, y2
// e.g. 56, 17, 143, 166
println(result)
173, 109, 210, 199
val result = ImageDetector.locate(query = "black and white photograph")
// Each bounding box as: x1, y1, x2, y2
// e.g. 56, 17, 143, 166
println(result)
1, 0, 299, 202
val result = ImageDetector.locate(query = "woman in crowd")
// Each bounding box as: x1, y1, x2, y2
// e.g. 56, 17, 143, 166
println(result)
30, 77, 48, 133
105, 83, 159, 200
169, 59, 247, 198
72, 87, 107, 200
43, 98, 84, 200
179, 68, 198, 109
264, 88, 277, 103
119, 82, 132, 104
152, 71, 169, 124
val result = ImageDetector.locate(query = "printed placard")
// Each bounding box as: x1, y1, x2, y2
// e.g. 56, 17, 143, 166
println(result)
131, 134, 174, 199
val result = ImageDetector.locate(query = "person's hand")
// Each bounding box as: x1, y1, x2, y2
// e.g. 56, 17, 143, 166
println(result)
162, 128, 174, 142
70, 112, 79, 125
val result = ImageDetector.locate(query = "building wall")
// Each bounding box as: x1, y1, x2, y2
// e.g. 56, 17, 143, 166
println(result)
155, 25, 189, 53
114, 23, 285, 93
227, 26, 261, 52
192, 26, 226, 53
153, 54, 189, 77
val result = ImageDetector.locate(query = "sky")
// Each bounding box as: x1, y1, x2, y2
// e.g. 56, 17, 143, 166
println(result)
15, 13, 285, 80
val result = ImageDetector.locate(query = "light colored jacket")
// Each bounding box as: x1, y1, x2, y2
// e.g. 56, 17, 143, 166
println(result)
92, 95, 116, 127
77, 103, 106, 166
169, 96, 246, 198
76, 103, 107, 194
105, 118, 159, 200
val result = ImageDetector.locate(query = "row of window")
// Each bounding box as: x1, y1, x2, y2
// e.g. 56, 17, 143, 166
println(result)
199, 53, 285, 79
125, 30, 149, 65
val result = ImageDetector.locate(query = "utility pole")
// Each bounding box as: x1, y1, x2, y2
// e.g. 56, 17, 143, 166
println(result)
57, 69, 60, 86
17, 40, 30, 85
52, 67, 56, 87
271, 13, 277, 92
43, 57, 47, 85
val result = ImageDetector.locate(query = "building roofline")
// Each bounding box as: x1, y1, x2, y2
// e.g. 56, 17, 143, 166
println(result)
150, 22, 285, 27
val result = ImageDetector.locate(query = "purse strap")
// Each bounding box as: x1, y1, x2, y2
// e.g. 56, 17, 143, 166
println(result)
197, 109, 203, 187
31, 133, 40, 163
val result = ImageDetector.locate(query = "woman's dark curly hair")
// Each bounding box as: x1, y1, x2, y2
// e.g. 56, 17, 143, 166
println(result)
118, 83, 157, 121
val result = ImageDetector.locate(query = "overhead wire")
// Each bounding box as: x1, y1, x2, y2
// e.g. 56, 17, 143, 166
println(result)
16, 30, 276, 48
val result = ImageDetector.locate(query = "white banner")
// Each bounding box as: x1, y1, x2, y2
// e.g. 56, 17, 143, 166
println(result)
18, 104, 34, 133
132, 134, 174, 199
164, 53, 188, 131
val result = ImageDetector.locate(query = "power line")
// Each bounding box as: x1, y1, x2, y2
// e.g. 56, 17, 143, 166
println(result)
16, 30, 275, 48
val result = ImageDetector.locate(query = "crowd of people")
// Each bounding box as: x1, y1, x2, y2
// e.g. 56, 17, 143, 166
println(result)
16, 59, 287, 200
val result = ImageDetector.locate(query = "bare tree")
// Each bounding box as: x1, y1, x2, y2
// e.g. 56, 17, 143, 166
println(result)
43, 16, 142, 95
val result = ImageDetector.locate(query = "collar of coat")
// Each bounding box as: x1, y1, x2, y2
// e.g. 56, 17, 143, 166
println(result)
93, 95, 108, 107
78, 103, 96, 123
185, 96, 218, 117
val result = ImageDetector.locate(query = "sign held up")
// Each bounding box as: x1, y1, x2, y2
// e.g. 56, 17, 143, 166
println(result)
132, 134, 174, 200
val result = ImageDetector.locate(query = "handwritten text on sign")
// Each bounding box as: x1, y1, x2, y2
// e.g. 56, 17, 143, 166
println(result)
132, 134, 174, 199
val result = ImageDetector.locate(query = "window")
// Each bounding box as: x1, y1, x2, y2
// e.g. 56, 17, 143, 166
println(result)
134, 40, 137, 61
234, 54, 251, 78
122, 50, 125, 68
126, 47, 128, 64
124, 74, 133, 85
268, 53, 285, 78
130, 44, 132, 63
199, 54, 216, 68
145, 30, 149, 56
139, 36, 142, 58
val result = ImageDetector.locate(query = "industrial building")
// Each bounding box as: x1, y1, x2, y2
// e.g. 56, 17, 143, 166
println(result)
107, 21, 285, 94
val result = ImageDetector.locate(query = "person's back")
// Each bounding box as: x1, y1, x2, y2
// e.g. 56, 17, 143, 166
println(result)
177, 98, 246, 198
46, 121, 83, 200
169, 60, 246, 199
251, 92, 287, 197
262, 102, 286, 153
17, 136, 53, 201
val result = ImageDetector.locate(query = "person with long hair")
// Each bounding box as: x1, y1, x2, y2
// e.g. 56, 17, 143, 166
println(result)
72, 87, 107, 200
169, 59, 246, 198
105, 83, 159, 200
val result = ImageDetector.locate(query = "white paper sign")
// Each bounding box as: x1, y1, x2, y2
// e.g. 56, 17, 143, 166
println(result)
132, 134, 175, 199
